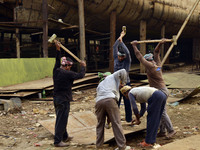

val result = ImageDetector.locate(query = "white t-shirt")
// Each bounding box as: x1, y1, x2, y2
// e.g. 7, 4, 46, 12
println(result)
129, 86, 158, 103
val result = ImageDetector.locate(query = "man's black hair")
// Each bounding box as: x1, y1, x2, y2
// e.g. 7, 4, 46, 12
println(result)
66, 57, 73, 63
118, 45, 125, 54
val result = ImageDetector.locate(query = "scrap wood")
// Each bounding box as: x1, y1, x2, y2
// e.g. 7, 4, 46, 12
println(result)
72, 83, 98, 90
0, 73, 98, 98
0, 91, 39, 97
0, 78, 53, 92
163, 72, 200, 88
140, 72, 200, 88
155, 134, 200, 150
28, 97, 54, 101
179, 85, 200, 102
39, 111, 146, 145
167, 86, 200, 103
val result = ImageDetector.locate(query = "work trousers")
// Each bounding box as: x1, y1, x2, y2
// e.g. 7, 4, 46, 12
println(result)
95, 98, 126, 149
146, 91, 166, 144
53, 96, 70, 145
118, 82, 132, 122
159, 107, 174, 133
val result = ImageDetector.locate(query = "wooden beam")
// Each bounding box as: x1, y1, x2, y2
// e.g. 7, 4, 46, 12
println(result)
161, 25, 165, 60
109, 11, 116, 73
78, 0, 86, 61
42, 0, 48, 58
161, 0, 200, 66
140, 20, 146, 73
15, 28, 20, 58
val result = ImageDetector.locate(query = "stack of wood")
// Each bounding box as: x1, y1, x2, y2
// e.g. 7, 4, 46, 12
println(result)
0, 73, 99, 98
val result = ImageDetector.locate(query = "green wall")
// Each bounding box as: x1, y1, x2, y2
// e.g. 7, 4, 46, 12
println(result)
0, 58, 55, 87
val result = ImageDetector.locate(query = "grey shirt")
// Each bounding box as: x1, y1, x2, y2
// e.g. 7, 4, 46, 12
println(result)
96, 69, 127, 103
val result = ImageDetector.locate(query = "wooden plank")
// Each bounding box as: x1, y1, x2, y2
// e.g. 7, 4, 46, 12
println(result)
0, 73, 98, 93
156, 134, 200, 150
45, 83, 98, 91
0, 90, 18, 93
72, 83, 98, 90
140, 20, 146, 73
0, 91, 38, 97
39, 111, 146, 145
179, 86, 200, 101
0, 78, 53, 91
163, 72, 200, 89
74, 75, 99, 85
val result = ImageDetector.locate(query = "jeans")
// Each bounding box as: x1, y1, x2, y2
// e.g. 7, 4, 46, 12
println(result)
118, 82, 132, 122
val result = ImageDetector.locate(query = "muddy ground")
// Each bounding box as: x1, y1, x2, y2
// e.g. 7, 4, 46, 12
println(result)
0, 65, 200, 150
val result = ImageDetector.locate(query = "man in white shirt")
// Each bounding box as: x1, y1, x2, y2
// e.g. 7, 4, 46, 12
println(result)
120, 86, 166, 147
95, 69, 130, 150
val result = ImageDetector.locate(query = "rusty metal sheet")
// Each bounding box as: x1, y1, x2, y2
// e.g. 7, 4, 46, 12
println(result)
39, 111, 145, 145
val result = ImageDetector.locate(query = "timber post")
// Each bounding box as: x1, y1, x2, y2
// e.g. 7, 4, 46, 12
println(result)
78, 0, 86, 61
140, 20, 146, 73
161, 25, 165, 60
42, 0, 48, 58
109, 11, 116, 73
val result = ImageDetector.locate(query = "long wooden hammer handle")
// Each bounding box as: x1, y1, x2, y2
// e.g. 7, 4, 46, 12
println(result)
130, 39, 173, 44
60, 44, 81, 63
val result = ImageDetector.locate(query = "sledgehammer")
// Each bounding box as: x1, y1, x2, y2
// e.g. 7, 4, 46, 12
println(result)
48, 34, 81, 63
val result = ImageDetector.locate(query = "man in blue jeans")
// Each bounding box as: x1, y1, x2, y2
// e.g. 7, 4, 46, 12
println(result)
113, 30, 132, 123
120, 86, 166, 147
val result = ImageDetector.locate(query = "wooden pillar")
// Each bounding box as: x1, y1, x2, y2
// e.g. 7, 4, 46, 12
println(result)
109, 11, 116, 73
16, 28, 20, 58
14, 7, 20, 58
161, 25, 165, 60
42, 0, 48, 58
140, 20, 146, 73
78, 0, 86, 61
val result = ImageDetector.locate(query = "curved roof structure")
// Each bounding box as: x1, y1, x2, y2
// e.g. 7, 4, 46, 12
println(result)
13, 0, 200, 38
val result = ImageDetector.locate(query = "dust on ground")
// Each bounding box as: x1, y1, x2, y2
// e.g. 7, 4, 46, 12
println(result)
0, 65, 200, 150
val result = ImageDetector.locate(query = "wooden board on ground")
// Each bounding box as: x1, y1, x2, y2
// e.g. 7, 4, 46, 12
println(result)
0, 91, 39, 97
45, 82, 98, 91
0, 90, 18, 93
156, 134, 200, 150
73, 75, 99, 85
0, 78, 53, 91
163, 72, 200, 89
140, 72, 200, 89
167, 96, 181, 103
180, 85, 200, 101
39, 111, 145, 145
72, 83, 98, 90
167, 86, 200, 103
0, 73, 98, 94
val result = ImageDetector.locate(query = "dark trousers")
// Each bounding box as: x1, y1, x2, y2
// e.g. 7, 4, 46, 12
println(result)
53, 96, 70, 145
118, 82, 132, 122
146, 91, 166, 144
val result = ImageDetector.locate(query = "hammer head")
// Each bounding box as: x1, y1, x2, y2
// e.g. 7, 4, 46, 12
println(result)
48, 34, 57, 43
122, 26, 126, 34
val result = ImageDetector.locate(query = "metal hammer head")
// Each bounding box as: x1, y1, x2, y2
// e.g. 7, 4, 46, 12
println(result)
48, 34, 57, 43
122, 26, 126, 34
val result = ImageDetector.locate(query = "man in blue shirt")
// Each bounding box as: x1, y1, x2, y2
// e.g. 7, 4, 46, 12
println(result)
113, 30, 132, 123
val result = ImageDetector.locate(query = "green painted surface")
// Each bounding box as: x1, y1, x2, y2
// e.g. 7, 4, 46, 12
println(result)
0, 58, 55, 87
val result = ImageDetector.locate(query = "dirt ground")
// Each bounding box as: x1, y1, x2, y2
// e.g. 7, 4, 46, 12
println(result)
0, 65, 200, 150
